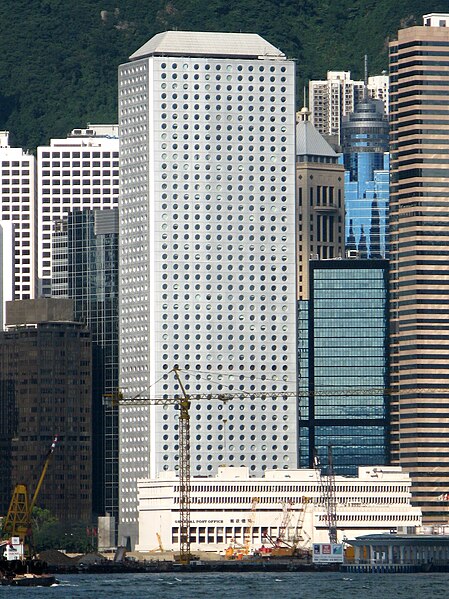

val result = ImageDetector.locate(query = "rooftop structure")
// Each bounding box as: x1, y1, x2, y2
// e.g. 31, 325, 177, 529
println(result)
341, 97, 389, 259
423, 13, 449, 27
309, 70, 389, 142
5, 297, 74, 327
296, 109, 339, 159
129, 31, 285, 60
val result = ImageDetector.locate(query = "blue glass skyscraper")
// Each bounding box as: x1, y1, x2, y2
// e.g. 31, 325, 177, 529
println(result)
298, 259, 390, 475
342, 98, 389, 259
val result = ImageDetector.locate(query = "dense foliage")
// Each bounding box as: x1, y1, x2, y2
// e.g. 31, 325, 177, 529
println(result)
0, 0, 447, 150
32, 507, 94, 553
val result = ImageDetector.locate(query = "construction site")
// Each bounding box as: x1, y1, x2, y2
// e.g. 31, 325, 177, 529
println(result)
116, 370, 418, 565
0, 368, 421, 576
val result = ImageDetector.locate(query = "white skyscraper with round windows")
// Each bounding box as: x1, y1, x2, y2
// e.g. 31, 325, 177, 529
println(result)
118, 31, 298, 547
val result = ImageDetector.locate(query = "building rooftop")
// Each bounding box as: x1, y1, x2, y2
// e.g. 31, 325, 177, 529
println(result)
422, 13, 449, 28
296, 119, 338, 158
5, 298, 75, 327
349, 533, 449, 547
149, 465, 411, 484
129, 30, 285, 61
68, 124, 119, 139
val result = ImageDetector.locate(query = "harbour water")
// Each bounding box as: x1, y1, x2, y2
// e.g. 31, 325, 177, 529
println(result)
1, 571, 449, 598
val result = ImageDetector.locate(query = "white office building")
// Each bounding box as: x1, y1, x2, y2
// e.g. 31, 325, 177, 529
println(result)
309, 71, 389, 141
136, 465, 422, 553
367, 74, 389, 111
119, 31, 298, 548
0, 222, 14, 328
0, 132, 36, 302
37, 125, 119, 296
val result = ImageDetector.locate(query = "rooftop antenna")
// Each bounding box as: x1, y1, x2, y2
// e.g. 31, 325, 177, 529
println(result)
364, 54, 368, 100
297, 83, 311, 123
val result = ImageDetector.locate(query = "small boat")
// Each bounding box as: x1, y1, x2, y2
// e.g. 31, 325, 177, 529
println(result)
1, 573, 58, 587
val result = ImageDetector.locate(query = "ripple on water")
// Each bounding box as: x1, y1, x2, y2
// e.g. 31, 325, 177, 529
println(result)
1, 571, 449, 598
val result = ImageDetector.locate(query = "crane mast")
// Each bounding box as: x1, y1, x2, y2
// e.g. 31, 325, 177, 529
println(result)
325, 445, 338, 544
244, 497, 259, 553
118, 368, 235, 565
173, 367, 191, 565
293, 496, 311, 547
276, 500, 293, 547
314, 445, 337, 544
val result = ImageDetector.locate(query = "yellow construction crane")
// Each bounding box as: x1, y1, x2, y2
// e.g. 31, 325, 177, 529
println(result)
172, 367, 191, 565
119, 369, 303, 564
1, 435, 58, 557
117, 368, 191, 563
118, 367, 237, 565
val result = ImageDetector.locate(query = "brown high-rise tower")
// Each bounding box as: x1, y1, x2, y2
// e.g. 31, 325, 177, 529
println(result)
389, 13, 449, 523
0, 299, 92, 522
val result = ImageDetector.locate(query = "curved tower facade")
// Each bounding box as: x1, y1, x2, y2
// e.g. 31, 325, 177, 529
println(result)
342, 98, 389, 259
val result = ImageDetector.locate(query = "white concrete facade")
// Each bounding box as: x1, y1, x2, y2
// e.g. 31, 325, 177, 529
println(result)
0, 222, 14, 329
136, 466, 422, 553
37, 125, 119, 296
367, 75, 389, 112
424, 13, 449, 27
0, 132, 36, 303
309, 71, 389, 141
118, 31, 298, 548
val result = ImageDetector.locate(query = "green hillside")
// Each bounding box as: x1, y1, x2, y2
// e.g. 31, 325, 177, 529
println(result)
0, 0, 447, 150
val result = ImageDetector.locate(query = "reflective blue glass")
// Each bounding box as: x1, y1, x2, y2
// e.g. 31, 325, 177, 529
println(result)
341, 98, 389, 260
298, 261, 389, 475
